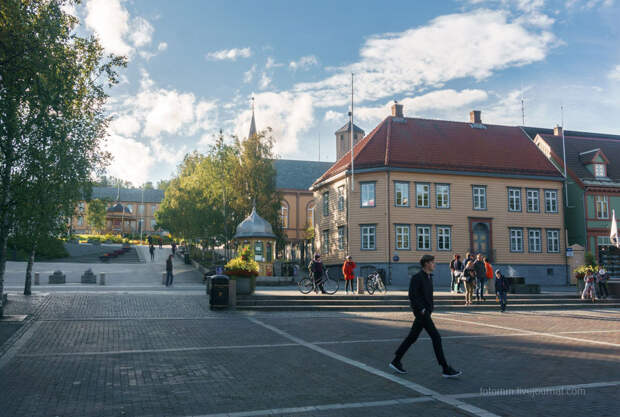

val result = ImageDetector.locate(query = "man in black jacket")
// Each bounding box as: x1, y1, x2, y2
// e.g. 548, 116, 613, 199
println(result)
389, 255, 461, 378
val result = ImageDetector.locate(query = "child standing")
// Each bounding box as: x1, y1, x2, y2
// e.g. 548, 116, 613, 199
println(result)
342, 256, 356, 294
581, 269, 596, 301
495, 270, 509, 312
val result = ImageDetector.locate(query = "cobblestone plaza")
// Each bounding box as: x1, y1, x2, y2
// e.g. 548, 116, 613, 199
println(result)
1, 250, 619, 416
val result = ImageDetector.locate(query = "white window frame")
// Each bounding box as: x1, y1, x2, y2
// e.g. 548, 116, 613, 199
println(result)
594, 163, 606, 177
416, 225, 431, 250
528, 228, 542, 253
307, 204, 315, 228
596, 196, 609, 219
395, 224, 410, 250
322, 229, 329, 254
437, 226, 451, 251
473, 186, 487, 210
280, 203, 289, 229
77, 216, 83, 226
337, 185, 345, 211
361, 225, 376, 250
510, 228, 523, 252
394, 182, 409, 207
544, 190, 558, 213
322, 192, 329, 216
547, 229, 560, 253
361, 182, 376, 208
508, 188, 521, 212
526, 189, 540, 213
337, 226, 345, 250
436, 184, 450, 209
416, 183, 430, 208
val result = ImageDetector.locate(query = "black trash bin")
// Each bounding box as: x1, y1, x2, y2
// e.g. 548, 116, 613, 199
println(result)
209, 275, 229, 310
184, 252, 191, 264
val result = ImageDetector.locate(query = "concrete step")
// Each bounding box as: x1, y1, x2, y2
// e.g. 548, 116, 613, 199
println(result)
238, 293, 589, 302
235, 302, 620, 312
236, 298, 615, 307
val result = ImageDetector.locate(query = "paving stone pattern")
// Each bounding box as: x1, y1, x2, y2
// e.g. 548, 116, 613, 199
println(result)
0, 294, 618, 417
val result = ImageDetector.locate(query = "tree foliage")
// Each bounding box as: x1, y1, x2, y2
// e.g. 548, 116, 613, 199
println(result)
86, 198, 107, 233
0, 0, 125, 310
156, 129, 284, 255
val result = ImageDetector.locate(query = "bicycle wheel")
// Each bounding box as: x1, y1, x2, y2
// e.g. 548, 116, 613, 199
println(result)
299, 278, 314, 294
366, 276, 377, 295
323, 278, 339, 294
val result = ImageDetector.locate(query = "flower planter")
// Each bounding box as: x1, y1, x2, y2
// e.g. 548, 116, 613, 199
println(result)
228, 275, 256, 295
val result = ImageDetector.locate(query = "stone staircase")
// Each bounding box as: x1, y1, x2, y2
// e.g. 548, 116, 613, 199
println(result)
55, 247, 143, 264
236, 293, 620, 312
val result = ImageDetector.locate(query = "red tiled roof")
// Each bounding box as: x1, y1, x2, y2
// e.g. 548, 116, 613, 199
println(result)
313, 117, 562, 186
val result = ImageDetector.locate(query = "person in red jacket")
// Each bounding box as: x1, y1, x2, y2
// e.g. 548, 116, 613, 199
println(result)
342, 256, 356, 294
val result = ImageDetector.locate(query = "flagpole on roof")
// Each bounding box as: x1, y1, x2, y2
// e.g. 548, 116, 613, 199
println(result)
350, 72, 354, 192
561, 106, 568, 208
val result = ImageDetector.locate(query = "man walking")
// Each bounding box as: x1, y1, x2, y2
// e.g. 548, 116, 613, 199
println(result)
389, 255, 461, 378
165, 254, 174, 287
473, 253, 487, 302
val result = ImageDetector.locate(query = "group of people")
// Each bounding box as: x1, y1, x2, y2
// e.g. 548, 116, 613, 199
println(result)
582, 267, 610, 301
449, 252, 510, 311
308, 253, 357, 294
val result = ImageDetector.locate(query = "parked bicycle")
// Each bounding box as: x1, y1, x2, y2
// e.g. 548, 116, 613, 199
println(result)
365, 271, 387, 295
298, 270, 339, 294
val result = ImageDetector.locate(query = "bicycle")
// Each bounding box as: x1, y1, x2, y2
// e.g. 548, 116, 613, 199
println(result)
298, 270, 339, 294
365, 271, 387, 295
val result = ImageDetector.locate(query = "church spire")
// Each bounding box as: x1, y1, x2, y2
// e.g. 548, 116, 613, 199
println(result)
248, 96, 257, 138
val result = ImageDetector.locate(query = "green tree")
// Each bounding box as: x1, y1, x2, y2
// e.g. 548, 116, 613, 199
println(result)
141, 181, 154, 190
230, 129, 285, 251
0, 0, 124, 313
86, 199, 107, 234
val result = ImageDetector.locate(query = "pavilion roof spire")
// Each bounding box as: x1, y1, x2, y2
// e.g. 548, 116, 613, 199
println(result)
248, 96, 257, 138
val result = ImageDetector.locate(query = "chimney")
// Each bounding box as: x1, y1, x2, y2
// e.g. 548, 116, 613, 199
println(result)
470, 110, 482, 124
391, 100, 404, 118
553, 125, 563, 136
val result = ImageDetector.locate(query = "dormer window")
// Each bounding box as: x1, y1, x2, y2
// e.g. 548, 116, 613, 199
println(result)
594, 163, 606, 178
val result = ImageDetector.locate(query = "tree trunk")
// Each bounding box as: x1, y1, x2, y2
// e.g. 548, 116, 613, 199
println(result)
0, 178, 11, 317
24, 246, 35, 296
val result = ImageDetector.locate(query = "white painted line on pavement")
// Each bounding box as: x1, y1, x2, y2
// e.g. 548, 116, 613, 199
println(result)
0, 321, 41, 371
15, 328, 620, 358
190, 396, 433, 417
16, 342, 299, 357
450, 380, 620, 399
433, 314, 620, 348
248, 317, 500, 417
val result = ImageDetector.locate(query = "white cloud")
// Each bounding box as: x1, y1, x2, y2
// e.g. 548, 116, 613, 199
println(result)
266, 57, 283, 69
233, 92, 315, 155
157, 42, 168, 51
109, 115, 141, 136
150, 138, 189, 165
84, 0, 155, 58
104, 135, 155, 186
566, 0, 614, 8
85, 0, 132, 56
608, 65, 620, 80
289, 55, 318, 71
324, 110, 343, 122
129, 17, 154, 48
244, 64, 257, 83
259, 72, 272, 90
206, 47, 252, 61
294, 9, 557, 107
355, 89, 489, 122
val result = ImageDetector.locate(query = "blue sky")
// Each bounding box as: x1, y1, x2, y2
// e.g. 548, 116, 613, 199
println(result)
67, 0, 620, 185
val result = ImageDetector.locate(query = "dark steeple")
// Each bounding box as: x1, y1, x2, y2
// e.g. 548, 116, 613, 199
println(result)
249, 97, 257, 138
